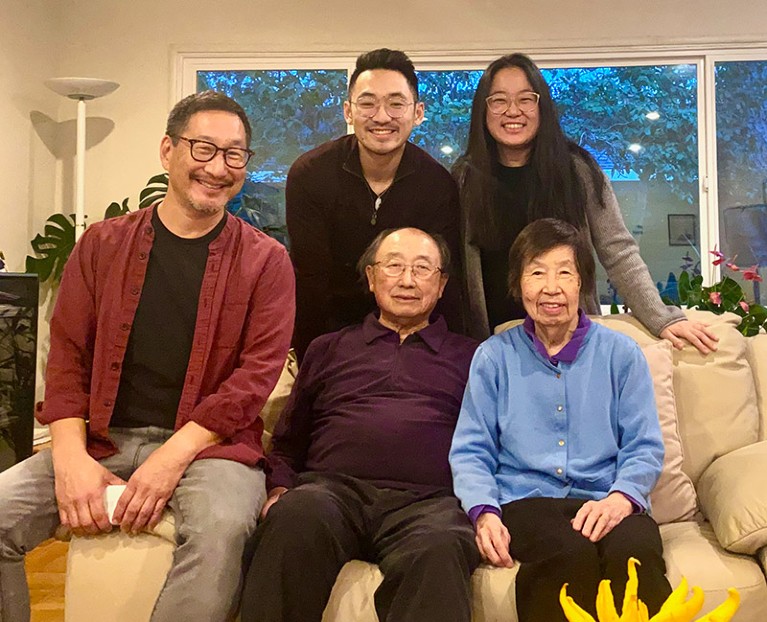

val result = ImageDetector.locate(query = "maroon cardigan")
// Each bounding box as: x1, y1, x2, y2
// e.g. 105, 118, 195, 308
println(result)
38, 206, 295, 467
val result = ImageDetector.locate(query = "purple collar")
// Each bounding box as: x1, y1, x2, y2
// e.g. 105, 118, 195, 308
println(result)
362, 313, 448, 353
523, 310, 591, 365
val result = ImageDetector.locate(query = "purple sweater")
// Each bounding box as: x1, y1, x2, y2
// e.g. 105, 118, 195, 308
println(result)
267, 314, 479, 495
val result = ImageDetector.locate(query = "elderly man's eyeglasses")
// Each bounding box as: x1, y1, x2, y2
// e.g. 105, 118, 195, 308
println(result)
173, 136, 253, 169
374, 261, 442, 279
485, 91, 540, 115
351, 95, 415, 119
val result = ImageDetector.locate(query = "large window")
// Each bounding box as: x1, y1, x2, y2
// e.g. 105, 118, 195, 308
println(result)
715, 60, 767, 303
544, 64, 700, 304
178, 48, 767, 305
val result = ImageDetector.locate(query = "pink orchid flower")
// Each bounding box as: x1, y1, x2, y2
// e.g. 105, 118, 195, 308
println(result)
726, 262, 740, 272
710, 247, 726, 266
740, 301, 750, 312
743, 266, 763, 282
709, 291, 722, 305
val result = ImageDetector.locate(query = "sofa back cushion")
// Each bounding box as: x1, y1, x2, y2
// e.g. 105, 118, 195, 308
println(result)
641, 340, 697, 523
260, 351, 299, 451
595, 310, 760, 485
746, 333, 767, 441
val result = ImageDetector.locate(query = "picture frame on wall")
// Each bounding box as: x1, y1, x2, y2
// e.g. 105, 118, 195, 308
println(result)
668, 214, 698, 247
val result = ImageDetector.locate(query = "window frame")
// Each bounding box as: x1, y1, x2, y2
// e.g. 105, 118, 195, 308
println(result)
175, 44, 767, 289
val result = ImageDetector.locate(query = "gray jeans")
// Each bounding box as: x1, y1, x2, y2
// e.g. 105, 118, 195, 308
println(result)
0, 426, 266, 622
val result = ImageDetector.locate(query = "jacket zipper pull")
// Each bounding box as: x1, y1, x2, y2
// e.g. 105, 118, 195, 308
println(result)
371, 195, 382, 226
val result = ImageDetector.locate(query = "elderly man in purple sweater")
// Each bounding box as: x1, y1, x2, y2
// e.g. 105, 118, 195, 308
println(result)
240, 227, 481, 622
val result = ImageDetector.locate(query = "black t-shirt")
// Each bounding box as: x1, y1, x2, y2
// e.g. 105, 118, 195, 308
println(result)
111, 209, 226, 430
480, 164, 531, 330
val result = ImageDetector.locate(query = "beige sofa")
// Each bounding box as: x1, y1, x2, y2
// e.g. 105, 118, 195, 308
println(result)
63, 310, 767, 621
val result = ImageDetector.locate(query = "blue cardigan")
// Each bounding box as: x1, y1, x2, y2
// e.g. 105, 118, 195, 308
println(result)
449, 322, 664, 514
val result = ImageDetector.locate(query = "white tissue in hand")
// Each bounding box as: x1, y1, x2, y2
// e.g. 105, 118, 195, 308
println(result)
104, 484, 127, 525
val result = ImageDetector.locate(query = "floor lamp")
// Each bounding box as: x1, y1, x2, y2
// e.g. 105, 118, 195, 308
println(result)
44, 77, 120, 240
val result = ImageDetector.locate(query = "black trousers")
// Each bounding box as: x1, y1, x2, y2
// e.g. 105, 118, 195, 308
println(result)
240, 473, 481, 622
503, 497, 672, 622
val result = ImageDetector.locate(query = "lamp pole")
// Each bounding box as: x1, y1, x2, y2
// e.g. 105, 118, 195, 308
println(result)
44, 77, 119, 240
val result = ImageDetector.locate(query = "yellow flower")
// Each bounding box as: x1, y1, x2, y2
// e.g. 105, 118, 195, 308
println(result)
559, 558, 740, 622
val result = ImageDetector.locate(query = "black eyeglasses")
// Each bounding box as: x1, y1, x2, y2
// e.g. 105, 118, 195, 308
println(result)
173, 136, 253, 169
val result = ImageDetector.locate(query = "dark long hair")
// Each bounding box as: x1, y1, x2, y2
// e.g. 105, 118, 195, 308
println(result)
453, 53, 606, 249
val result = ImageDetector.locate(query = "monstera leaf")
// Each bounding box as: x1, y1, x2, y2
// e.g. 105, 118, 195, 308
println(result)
104, 198, 131, 220
138, 173, 169, 208
25, 213, 75, 284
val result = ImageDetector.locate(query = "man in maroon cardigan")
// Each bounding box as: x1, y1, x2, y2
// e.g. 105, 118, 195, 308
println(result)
0, 91, 294, 622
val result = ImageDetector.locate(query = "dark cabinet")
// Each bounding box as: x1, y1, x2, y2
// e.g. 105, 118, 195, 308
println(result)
0, 273, 38, 472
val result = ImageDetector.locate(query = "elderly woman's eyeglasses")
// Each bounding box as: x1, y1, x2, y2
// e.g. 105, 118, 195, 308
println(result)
485, 91, 540, 115
374, 261, 442, 279
351, 95, 415, 119
173, 136, 253, 169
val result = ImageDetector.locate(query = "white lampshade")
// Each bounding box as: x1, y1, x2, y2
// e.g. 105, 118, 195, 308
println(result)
44, 77, 120, 101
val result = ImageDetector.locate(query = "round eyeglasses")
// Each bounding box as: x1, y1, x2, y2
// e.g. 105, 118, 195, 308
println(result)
485, 91, 540, 115
374, 261, 442, 279
173, 136, 253, 169
351, 95, 415, 119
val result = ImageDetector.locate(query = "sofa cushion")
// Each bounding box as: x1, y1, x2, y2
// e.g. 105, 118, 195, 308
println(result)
323, 560, 382, 622
697, 441, 767, 555
597, 311, 760, 484
642, 340, 697, 523
66, 530, 175, 622
660, 520, 767, 619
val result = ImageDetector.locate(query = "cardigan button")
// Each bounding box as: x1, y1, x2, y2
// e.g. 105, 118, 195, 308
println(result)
130, 287, 140, 295
110, 362, 120, 371
138, 252, 148, 260
556, 405, 563, 412
556, 468, 563, 475
558, 439, 565, 446
120, 323, 130, 331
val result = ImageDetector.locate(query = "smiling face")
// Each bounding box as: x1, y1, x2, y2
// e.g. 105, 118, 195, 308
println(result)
485, 66, 540, 166
344, 69, 424, 160
366, 228, 447, 332
520, 245, 581, 332
160, 110, 247, 217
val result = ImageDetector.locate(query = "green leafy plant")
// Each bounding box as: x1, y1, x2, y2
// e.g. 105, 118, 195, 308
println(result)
675, 249, 766, 336
25, 174, 169, 286
24, 213, 76, 283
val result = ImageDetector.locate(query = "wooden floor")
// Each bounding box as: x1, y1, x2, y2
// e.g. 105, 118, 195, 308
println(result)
23, 442, 67, 622
26, 538, 68, 622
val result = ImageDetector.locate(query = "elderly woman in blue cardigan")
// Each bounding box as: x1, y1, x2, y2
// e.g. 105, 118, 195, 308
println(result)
449, 218, 671, 621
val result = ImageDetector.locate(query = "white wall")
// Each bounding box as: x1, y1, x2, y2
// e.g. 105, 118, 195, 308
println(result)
0, 0, 61, 272
47, 0, 767, 233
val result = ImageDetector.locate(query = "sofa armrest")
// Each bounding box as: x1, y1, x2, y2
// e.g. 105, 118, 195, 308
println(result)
697, 440, 767, 554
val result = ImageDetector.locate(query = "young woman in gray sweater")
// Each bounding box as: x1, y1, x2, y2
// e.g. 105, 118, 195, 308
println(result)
453, 53, 717, 354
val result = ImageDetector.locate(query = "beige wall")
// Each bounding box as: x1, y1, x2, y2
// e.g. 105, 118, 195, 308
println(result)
4, 0, 767, 266
0, 0, 60, 272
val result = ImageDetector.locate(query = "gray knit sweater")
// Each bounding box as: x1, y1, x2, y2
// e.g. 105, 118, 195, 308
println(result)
460, 157, 685, 340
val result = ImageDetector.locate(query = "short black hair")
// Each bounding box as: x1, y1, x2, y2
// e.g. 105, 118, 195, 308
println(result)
507, 218, 595, 300
348, 48, 419, 100
166, 90, 252, 145
356, 228, 451, 279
